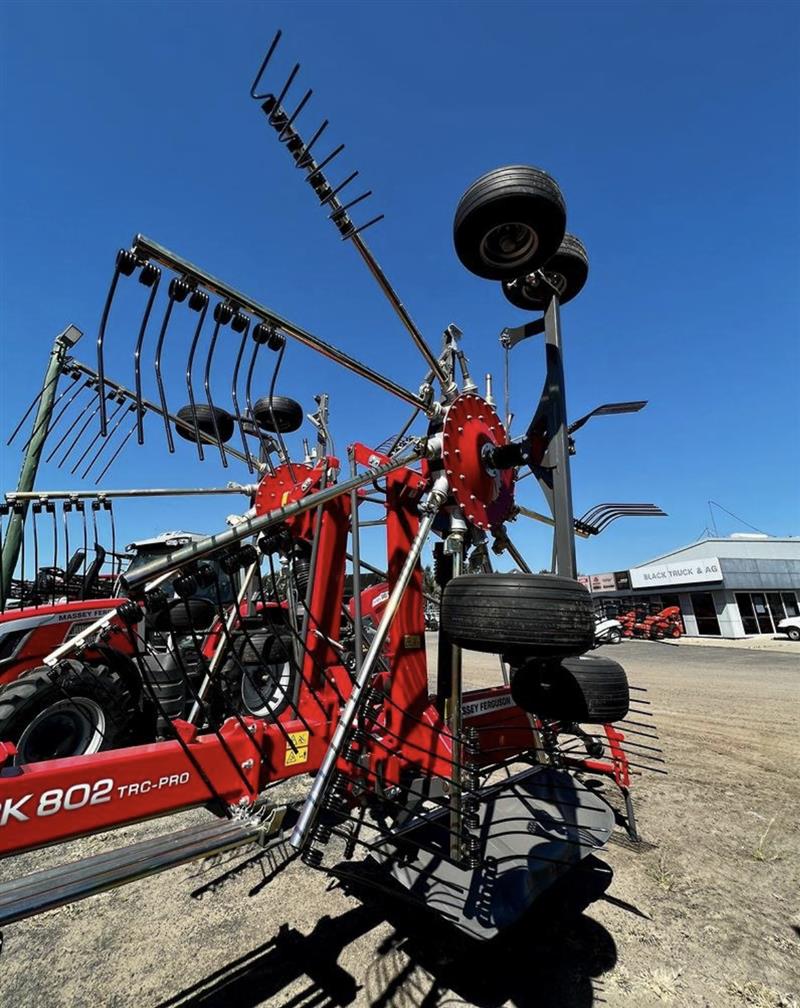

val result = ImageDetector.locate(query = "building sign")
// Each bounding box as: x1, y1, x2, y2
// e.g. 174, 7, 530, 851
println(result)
629, 556, 722, 589
579, 571, 631, 593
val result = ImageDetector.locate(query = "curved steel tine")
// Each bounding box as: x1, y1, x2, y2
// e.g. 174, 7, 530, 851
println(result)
341, 215, 385, 241
94, 419, 138, 484
244, 337, 273, 468
70, 394, 128, 475
19, 503, 26, 607
105, 500, 117, 581
133, 265, 162, 445
53, 392, 110, 470
231, 322, 255, 473
185, 289, 210, 461
295, 119, 328, 169
43, 384, 98, 464
62, 500, 71, 598
269, 64, 300, 126
97, 252, 134, 436
330, 190, 372, 218
81, 403, 136, 480
0, 504, 6, 610
154, 285, 181, 454
22, 373, 85, 451
279, 88, 312, 141
203, 305, 230, 468
78, 501, 88, 599
7, 365, 65, 446
47, 500, 58, 606
31, 503, 40, 608
250, 30, 282, 100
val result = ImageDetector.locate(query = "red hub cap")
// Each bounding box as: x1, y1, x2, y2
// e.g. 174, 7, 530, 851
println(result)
441, 393, 514, 530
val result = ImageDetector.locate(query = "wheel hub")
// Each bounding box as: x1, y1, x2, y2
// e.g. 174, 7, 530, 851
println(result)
442, 393, 514, 530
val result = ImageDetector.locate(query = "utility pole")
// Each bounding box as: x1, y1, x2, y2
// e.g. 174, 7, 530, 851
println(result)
1, 324, 83, 600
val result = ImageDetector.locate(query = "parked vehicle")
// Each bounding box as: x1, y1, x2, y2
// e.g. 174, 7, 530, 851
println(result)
776, 615, 800, 642
593, 616, 623, 646
617, 606, 683, 640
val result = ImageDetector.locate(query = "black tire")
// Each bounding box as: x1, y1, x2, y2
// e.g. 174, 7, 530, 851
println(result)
139, 650, 196, 737
175, 404, 235, 444
606, 628, 622, 645
511, 655, 630, 723
0, 661, 136, 765
253, 395, 304, 434
787, 627, 800, 642
502, 233, 588, 311
440, 573, 594, 659
218, 630, 295, 719
453, 165, 566, 281
149, 597, 217, 634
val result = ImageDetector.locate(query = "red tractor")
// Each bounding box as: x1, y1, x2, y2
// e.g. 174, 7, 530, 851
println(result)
617, 605, 683, 640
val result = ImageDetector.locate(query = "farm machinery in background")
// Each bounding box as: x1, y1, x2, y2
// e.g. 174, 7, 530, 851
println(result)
616, 605, 684, 640
0, 29, 668, 952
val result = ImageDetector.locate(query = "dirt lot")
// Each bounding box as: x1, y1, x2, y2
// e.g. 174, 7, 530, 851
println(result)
0, 640, 798, 1007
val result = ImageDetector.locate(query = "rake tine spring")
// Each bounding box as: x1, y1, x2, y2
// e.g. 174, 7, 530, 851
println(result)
81, 403, 136, 480
203, 303, 232, 468
185, 289, 211, 461
70, 394, 128, 475
295, 118, 328, 169
39, 380, 94, 459
250, 30, 282, 99
133, 265, 162, 445
231, 328, 255, 473
279, 88, 312, 141
330, 190, 372, 219
306, 143, 345, 182
50, 391, 110, 469
320, 170, 359, 206
93, 419, 138, 484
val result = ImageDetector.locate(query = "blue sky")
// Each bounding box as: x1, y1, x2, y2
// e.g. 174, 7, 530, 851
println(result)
1, 0, 798, 577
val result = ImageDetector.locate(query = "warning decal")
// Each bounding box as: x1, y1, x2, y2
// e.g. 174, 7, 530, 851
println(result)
285, 730, 309, 766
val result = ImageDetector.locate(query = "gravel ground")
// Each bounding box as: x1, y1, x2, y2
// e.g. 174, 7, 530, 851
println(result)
0, 639, 798, 1008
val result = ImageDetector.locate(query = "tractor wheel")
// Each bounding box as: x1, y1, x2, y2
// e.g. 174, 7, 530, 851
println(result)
149, 597, 217, 634
0, 661, 135, 765
502, 233, 589, 311
253, 395, 304, 434
175, 404, 235, 444
218, 630, 295, 719
440, 573, 594, 659
786, 627, 800, 642
453, 165, 566, 281
606, 627, 623, 645
510, 654, 630, 723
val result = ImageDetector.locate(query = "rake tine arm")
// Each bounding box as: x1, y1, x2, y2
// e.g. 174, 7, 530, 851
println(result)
295, 119, 328, 169
24, 375, 88, 452
154, 282, 184, 454
81, 404, 136, 480
96, 250, 137, 434
305, 143, 345, 180
133, 266, 162, 445
93, 421, 138, 484
279, 88, 312, 141
203, 305, 231, 468
185, 290, 210, 461
47, 391, 106, 468
231, 327, 255, 473
321, 171, 359, 206
269, 63, 300, 123
7, 363, 70, 446
70, 395, 127, 475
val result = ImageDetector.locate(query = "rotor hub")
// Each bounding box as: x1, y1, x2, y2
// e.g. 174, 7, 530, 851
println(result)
254, 461, 325, 516
441, 393, 514, 530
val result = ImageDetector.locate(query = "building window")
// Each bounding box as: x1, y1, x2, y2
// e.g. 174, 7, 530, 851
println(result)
690, 592, 721, 635
750, 593, 775, 634
782, 593, 799, 618
735, 593, 759, 635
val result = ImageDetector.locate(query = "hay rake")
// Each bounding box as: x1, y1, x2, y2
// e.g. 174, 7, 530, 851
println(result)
0, 29, 668, 948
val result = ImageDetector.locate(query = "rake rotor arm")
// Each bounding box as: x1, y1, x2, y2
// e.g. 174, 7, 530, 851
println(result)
130, 236, 431, 415
121, 446, 424, 593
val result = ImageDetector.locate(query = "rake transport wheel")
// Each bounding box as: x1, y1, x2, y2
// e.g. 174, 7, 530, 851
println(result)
453, 165, 567, 281
0, 661, 135, 765
218, 630, 295, 719
253, 395, 304, 433
510, 654, 630, 723
175, 404, 235, 444
441, 573, 594, 658
148, 597, 217, 634
502, 233, 589, 311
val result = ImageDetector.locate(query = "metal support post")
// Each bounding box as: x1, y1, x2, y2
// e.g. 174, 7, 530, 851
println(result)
444, 512, 466, 861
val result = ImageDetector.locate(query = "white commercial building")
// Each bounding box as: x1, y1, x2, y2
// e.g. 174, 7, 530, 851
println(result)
584, 535, 800, 639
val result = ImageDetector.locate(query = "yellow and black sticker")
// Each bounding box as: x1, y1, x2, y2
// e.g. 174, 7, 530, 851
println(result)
285, 730, 309, 767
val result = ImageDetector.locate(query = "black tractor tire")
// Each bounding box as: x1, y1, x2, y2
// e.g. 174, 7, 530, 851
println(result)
218, 630, 295, 719
253, 395, 304, 434
453, 165, 566, 281
441, 573, 594, 659
502, 233, 589, 311
786, 627, 800, 642
139, 651, 195, 737
0, 661, 136, 765
149, 597, 217, 634
510, 654, 630, 723
175, 404, 235, 444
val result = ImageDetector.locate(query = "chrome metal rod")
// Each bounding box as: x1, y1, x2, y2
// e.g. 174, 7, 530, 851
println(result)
348, 448, 363, 674
187, 562, 258, 723
122, 449, 423, 593
290, 509, 436, 850
446, 526, 465, 861
131, 236, 430, 414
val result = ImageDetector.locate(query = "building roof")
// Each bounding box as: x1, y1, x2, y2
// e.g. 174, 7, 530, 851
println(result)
639, 536, 800, 567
